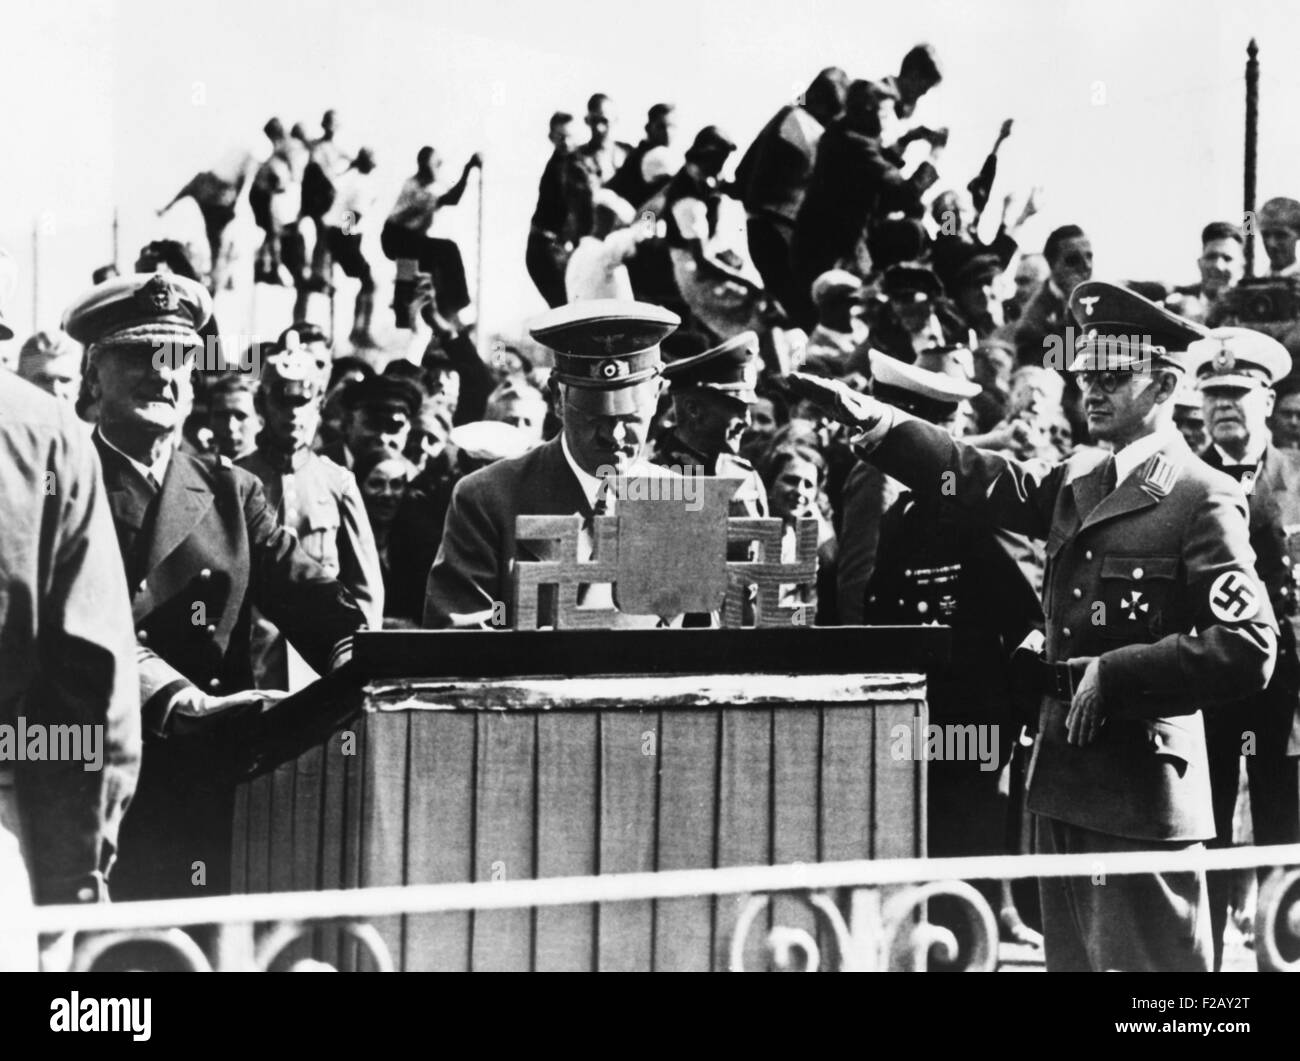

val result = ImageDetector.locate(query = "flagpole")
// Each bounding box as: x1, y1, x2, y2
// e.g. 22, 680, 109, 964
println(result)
1244, 38, 1259, 277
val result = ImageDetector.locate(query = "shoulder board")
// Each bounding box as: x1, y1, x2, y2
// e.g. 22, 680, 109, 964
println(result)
1139, 453, 1179, 499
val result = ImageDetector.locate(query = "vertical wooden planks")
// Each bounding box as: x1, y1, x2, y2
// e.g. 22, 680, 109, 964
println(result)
653, 710, 719, 971
339, 713, 367, 970
403, 712, 476, 971
820, 705, 875, 970
771, 708, 821, 960
714, 709, 773, 971
873, 701, 923, 859
359, 710, 407, 971
230, 784, 248, 895
471, 712, 536, 971
243, 773, 272, 895
317, 727, 351, 969
597, 711, 659, 971
534, 713, 599, 971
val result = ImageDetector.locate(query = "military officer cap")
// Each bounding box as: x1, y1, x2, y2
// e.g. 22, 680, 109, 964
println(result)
881, 263, 944, 304
1188, 326, 1292, 392
260, 348, 323, 405
530, 298, 680, 415
869, 348, 980, 420
1173, 380, 1205, 418
811, 269, 863, 307
341, 374, 423, 425
1067, 280, 1208, 374
661, 330, 760, 405
18, 329, 79, 374
62, 272, 212, 353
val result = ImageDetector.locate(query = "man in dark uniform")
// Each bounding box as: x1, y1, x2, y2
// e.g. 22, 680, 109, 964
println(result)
1189, 326, 1300, 969
847, 350, 1042, 955
63, 272, 367, 900
791, 281, 1278, 971
1, 370, 140, 969
319, 374, 424, 470
652, 330, 768, 519
239, 346, 386, 687
424, 300, 680, 629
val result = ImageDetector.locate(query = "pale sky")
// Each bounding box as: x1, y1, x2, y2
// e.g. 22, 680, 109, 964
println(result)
3, 0, 1299, 345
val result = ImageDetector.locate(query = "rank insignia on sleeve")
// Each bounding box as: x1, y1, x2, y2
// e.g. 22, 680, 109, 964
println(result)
1140, 454, 1177, 498
1208, 570, 1260, 622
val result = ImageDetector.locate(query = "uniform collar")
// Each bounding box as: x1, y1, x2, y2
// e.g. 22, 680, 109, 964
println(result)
560, 431, 605, 509
1212, 437, 1268, 468
257, 434, 312, 473
94, 425, 173, 489
1113, 424, 1176, 486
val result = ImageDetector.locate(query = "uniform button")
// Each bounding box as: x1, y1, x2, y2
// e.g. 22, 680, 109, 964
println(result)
76, 886, 95, 903
1062, 627, 1072, 637
136, 630, 148, 643
898, 599, 905, 607
1085, 550, 1093, 561
205, 624, 217, 635
1072, 588, 1082, 599
198, 568, 212, 582
208, 679, 221, 692
917, 601, 929, 615
1132, 567, 1144, 580
137, 580, 148, 594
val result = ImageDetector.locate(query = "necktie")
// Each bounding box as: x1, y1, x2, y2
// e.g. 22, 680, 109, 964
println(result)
577, 479, 615, 609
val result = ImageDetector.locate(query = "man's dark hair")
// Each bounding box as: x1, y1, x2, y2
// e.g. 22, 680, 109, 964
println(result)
1044, 225, 1087, 265
135, 240, 201, 282
900, 43, 943, 85
327, 355, 374, 393
587, 93, 612, 114
549, 110, 574, 131
1201, 221, 1244, 247
803, 67, 850, 124
384, 358, 430, 394
648, 102, 675, 123
416, 145, 436, 168
263, 117, 285, 141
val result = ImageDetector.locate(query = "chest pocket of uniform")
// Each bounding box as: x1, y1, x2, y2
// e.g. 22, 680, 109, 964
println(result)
1098, 555, 1179, 641
301, 503, 341, 575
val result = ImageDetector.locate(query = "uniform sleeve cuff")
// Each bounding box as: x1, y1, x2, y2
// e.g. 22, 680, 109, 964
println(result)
143, 679, 194, 737
849, 405, 900, 453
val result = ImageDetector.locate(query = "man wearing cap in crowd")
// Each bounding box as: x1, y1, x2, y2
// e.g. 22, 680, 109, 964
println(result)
63, 271, 368, 901
424, 299, 680, 629
238, 344, 386, 689
1172, 380, 1208, 453
1257, 197, 1300, 279
803, 270, 868, 375
1189, 326, 1300, 971
947, 249, 1007, 340
15, 330, 81, 404
320, 373, 423, 470
868, 263, 968, 363
844, 349, 1041, 953
792, 280, 1278, 971
652, 330, 768, 522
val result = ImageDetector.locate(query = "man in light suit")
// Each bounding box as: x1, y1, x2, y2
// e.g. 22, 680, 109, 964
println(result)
424, 299, 680, 629
1191, 326, 1300, 969
792, 281, 1278, 971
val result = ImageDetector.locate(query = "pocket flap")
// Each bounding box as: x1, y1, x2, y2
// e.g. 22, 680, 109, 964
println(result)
1100, 555, 1178, 580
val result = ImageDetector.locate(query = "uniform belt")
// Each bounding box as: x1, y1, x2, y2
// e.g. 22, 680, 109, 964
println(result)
1034, 658, 1077, 701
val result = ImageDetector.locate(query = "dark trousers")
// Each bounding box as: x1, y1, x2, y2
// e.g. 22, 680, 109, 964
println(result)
1035, 815, 1211, 971
1204, 699, 1300, 970
526, 230, 570, 308
324, 228, 374, 292
381, 222, 471, 313
746, 213, 796, 315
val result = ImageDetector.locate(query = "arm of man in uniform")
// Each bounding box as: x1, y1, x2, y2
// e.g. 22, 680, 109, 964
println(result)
789, 373, 1061, 541
336, 469, 386, 629
1093, 482, 1278, 720
423, 473, 503, 628
836, 461, 902, 624
17, 425, 141, 904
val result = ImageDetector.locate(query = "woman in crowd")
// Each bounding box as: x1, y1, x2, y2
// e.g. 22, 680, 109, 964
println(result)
353, 447, 417, 627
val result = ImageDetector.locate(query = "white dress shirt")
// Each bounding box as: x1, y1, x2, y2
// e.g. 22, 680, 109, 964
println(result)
95, 427, 173, 490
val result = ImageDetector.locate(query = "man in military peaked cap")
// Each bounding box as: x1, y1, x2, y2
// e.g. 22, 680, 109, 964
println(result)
423, 298, 681, 629
652, 330, 768, 520
1188, 326, 1300, 970
789, 280, 1278, 971
63, 272, 367, 901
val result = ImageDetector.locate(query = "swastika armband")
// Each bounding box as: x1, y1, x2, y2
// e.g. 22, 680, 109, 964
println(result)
1207, 569, 1262, 623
